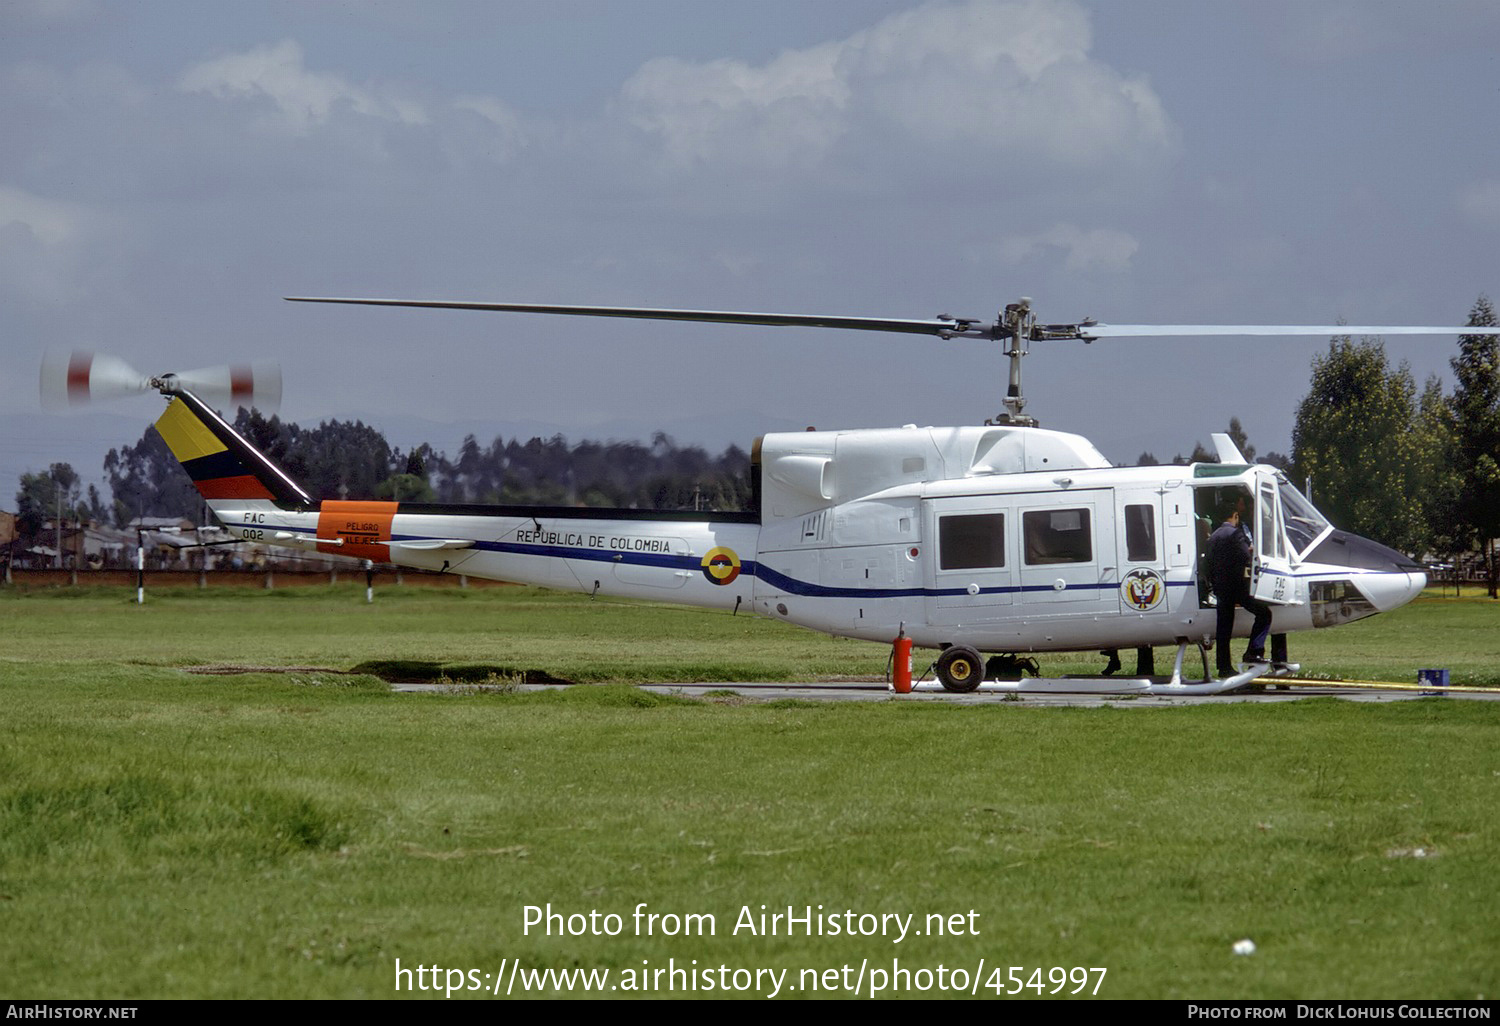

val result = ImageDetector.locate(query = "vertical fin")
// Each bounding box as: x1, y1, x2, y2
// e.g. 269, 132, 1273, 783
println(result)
154, 390, 312, 506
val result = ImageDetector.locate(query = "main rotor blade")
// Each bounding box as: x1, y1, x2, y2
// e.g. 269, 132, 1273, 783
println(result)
286, 296, 1500, 343
285, 296, 981, 338
1082, 324, 1500, 339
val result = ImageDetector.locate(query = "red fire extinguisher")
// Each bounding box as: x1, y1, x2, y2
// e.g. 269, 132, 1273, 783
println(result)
893, 625, 913, 694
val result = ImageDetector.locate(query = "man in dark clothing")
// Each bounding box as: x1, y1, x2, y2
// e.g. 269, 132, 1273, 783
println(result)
1206, 500, 1272, 678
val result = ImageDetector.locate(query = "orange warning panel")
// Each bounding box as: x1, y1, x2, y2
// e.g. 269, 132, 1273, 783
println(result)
316, 500, 397, 561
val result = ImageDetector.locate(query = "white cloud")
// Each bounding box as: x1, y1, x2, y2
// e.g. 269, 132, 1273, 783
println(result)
178, 40, 428, 135
614, 0, 1175, 178
996, 223, 1138, 272
157, 2, 1174, 216
453, 95, 521, 130
0, 185, 87, 248
451, 95, 527, 161
174, 41, 531, 175
619, 43, 850, 170
1458, 180, 1500, 228
0, 185, 99, 305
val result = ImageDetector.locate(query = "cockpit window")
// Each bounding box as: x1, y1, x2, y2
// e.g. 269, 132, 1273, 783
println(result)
1258, 482, 1285, 561
1279, 480, 1331, 558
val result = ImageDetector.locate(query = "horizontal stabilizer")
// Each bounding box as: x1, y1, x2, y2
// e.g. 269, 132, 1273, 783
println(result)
273, 532, 339, 550
388, 539, 475, 552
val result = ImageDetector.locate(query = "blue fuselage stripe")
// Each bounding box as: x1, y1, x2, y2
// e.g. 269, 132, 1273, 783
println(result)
272, 525, 1202, 600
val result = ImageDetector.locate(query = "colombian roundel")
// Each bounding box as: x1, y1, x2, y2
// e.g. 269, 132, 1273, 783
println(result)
701, 547, 741, 586
1121, 567, 1165, 611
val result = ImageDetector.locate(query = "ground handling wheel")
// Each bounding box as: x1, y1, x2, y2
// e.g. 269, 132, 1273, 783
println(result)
935, 645, 985, 693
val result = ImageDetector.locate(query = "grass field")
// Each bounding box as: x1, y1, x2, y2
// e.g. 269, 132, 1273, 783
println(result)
1, 584, 1497, 1000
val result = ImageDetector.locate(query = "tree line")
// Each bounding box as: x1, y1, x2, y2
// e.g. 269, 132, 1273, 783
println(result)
232, 410, 754, 512
11, 295, 1500, 595
14, 413, 754, 538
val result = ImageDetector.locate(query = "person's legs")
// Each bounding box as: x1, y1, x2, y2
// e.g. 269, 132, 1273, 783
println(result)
1241, 595, 1272, 662
1135, 646, 1156, 677
1215, 597, 1237, 677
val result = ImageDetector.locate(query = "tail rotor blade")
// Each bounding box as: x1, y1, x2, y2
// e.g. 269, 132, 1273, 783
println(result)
39, 350, 152, 409
172, 363, 282, 414
41, 351, 283, 413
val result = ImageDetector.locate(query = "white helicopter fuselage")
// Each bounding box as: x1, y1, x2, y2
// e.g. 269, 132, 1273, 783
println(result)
69, 292, 1486, 692
191, 405, 1424, 657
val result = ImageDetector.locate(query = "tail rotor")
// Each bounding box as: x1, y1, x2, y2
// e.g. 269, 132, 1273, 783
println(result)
40, 349, 282, 414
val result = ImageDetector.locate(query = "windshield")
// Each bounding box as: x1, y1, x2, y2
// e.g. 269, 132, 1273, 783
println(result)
1278, 479, 1332, 558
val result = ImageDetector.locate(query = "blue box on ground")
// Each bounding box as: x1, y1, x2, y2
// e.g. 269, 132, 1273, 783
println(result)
1417, 668, 1449, 695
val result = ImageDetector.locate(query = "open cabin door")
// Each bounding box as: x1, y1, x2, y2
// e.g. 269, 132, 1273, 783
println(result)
1250, 476, 1306, 605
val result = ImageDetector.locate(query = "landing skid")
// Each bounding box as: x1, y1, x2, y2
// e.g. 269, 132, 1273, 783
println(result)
917, 641, 1268, 696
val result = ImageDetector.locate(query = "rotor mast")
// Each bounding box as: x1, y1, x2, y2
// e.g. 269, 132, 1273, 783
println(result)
995, 298, 1036, 427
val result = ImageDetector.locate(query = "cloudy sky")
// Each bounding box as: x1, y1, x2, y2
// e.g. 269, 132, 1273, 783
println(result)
6, 0, 1500, 494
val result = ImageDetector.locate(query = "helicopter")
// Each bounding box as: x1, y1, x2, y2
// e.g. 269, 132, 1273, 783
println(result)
49, 297, 1500, 695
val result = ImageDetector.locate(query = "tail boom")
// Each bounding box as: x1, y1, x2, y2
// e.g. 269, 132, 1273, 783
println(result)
151, 387, 759, 610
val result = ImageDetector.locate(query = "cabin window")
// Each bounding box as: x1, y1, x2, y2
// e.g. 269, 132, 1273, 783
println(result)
938, 513, 1006, 570
1124, 504, 1157, 562
1023, 508, 1092, 565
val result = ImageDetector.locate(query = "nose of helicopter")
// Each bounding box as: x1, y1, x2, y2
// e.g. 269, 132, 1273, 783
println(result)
1307, 530, 1428, 612
1357, 568, 1428, 612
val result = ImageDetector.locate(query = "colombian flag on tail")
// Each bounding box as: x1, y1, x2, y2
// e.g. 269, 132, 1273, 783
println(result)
154, 390, 311, 507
